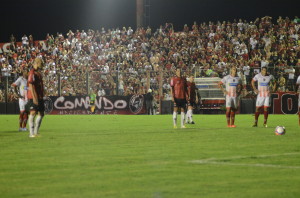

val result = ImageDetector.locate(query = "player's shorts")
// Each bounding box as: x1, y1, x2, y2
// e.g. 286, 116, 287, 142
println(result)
19, 98, 28, 112
174, 98, 187, 109
90, 101, 95, 106
256, 96, 270, 107
26, 99, 45, 112
226, 95, 238, 109
187, 100, 196, 107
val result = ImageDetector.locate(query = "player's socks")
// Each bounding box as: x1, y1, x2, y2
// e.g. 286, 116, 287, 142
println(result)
23, 113, 28, 128
19, 112, 23, 128
230, 111, 235, 126
254, 111, 260, 125
28, 114, 35, 137
181, 112, 185, 127
263, 111, 268, 125
173, 112, 177, 126
185, 111, 189, 124
34, 115, 43, 135
226, 111, 230, 126
188, 109, 193, 123
298, 112, 300, 126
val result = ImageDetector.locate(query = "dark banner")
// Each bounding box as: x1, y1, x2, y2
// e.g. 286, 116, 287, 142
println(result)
270, 92, 299, 114
44, 95, 146, 115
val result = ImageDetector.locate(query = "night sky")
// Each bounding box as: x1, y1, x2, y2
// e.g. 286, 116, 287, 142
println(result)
0, 0, 299, 42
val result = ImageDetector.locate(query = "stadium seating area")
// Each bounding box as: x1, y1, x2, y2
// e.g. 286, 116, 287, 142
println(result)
0, 16, 300, 102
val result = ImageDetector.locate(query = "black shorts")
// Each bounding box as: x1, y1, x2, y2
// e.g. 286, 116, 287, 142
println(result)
26, 99, 45, 112
90, 101, 95, 105
174, 98, 187, 108
187, 100, 196, 107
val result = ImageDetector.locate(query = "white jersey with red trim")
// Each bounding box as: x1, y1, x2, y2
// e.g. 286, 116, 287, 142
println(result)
12, 77, 28, 98
221, 75, 242, 97
253, 73, 274, 97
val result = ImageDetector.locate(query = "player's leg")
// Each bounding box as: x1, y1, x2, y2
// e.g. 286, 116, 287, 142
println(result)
18, 99, 24, 131
28, 110, 36, 137
22, 111, 28, 131
298, 107, 300, 126
173, 99, 178, 128
34, 111, 44, 136
253, 96, 263, 127
263, 97, 270, 127
180, 107, 186, 128
187, 104, 194, 124
230, 98, 237, 128
225, 96, 231, 127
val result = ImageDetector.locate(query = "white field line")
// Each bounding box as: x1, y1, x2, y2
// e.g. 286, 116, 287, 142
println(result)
189, 152, 300, 169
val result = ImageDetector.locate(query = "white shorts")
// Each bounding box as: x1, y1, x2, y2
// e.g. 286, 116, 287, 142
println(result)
19, 98, 28, 112
226, 96, 238, 109
256, 96, 270, 107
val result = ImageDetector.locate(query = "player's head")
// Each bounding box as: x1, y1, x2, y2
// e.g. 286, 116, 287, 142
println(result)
175, 68, 181, 77
230, 66, 237, 76
261, 67, 267, 76
22, 70, 28, 78
189, 75, 194, 82
33, 58, 44, 70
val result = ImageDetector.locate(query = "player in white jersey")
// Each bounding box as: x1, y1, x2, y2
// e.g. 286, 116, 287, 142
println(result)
251, 67, 276, 127
12, 71, 28, 131
296, 75, 300, 126
219, 66, 242, 128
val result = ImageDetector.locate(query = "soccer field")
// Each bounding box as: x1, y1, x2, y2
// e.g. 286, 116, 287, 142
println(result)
0, 114, 299, 198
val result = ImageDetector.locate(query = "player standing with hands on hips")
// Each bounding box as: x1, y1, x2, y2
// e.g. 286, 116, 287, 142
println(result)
26, 58, 45, 138
170, 68, 189, 129
12, 70, 28, 131
251, 67, 276, 127
219, 66, 242, 128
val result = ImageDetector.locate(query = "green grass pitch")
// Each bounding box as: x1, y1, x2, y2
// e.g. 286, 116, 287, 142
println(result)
0, 114, 300, 198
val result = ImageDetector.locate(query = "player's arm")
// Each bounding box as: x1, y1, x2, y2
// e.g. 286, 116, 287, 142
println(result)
11, 84, 23, 99
218, 81, 227, 95
271, 78, 276, 92
251, 79, 258, 94
28, 71, 38, 105
30, 83, 38, 105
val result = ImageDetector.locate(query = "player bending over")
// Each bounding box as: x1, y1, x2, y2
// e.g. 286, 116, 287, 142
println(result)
26, 58, 45, 138
12, 70, 28, 131
219, 66, 242, 128
251, 67, 276, 127
170, 68, 189, 128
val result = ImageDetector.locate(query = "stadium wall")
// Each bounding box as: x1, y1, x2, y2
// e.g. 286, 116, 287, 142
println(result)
0, 92, 298, 115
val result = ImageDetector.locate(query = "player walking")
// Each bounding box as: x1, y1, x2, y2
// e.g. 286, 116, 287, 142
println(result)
27, 58, 45, 138
251, 67, 276, 127
296, 74, 300, 126
186, 75, 198, 124
219, 66, 242, 128
170, 68, 189, 128
12, 70, 28, 131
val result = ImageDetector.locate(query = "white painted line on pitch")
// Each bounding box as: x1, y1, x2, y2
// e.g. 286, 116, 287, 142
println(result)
189, 152, 300, 169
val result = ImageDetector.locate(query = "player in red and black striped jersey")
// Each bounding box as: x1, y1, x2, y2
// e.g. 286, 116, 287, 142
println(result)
26, 58, 45, 138
186, 76, 198, 124
170, 68, 189, 128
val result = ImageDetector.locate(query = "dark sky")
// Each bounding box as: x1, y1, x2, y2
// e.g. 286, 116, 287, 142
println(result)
1, 0, 299, 42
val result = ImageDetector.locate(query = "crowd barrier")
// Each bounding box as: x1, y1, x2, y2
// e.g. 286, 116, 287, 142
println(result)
0, 92, 298, 115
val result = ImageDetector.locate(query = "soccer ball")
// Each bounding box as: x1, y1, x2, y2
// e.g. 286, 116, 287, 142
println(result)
274, 126, 286, 135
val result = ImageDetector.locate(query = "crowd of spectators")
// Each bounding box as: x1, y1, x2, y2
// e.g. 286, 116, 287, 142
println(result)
1, 15, 300, 102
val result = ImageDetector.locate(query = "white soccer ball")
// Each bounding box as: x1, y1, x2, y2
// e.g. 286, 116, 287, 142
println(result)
274, 126, 286, 136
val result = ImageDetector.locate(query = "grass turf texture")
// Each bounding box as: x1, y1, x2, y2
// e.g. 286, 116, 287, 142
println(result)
0, 114, 299, 198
